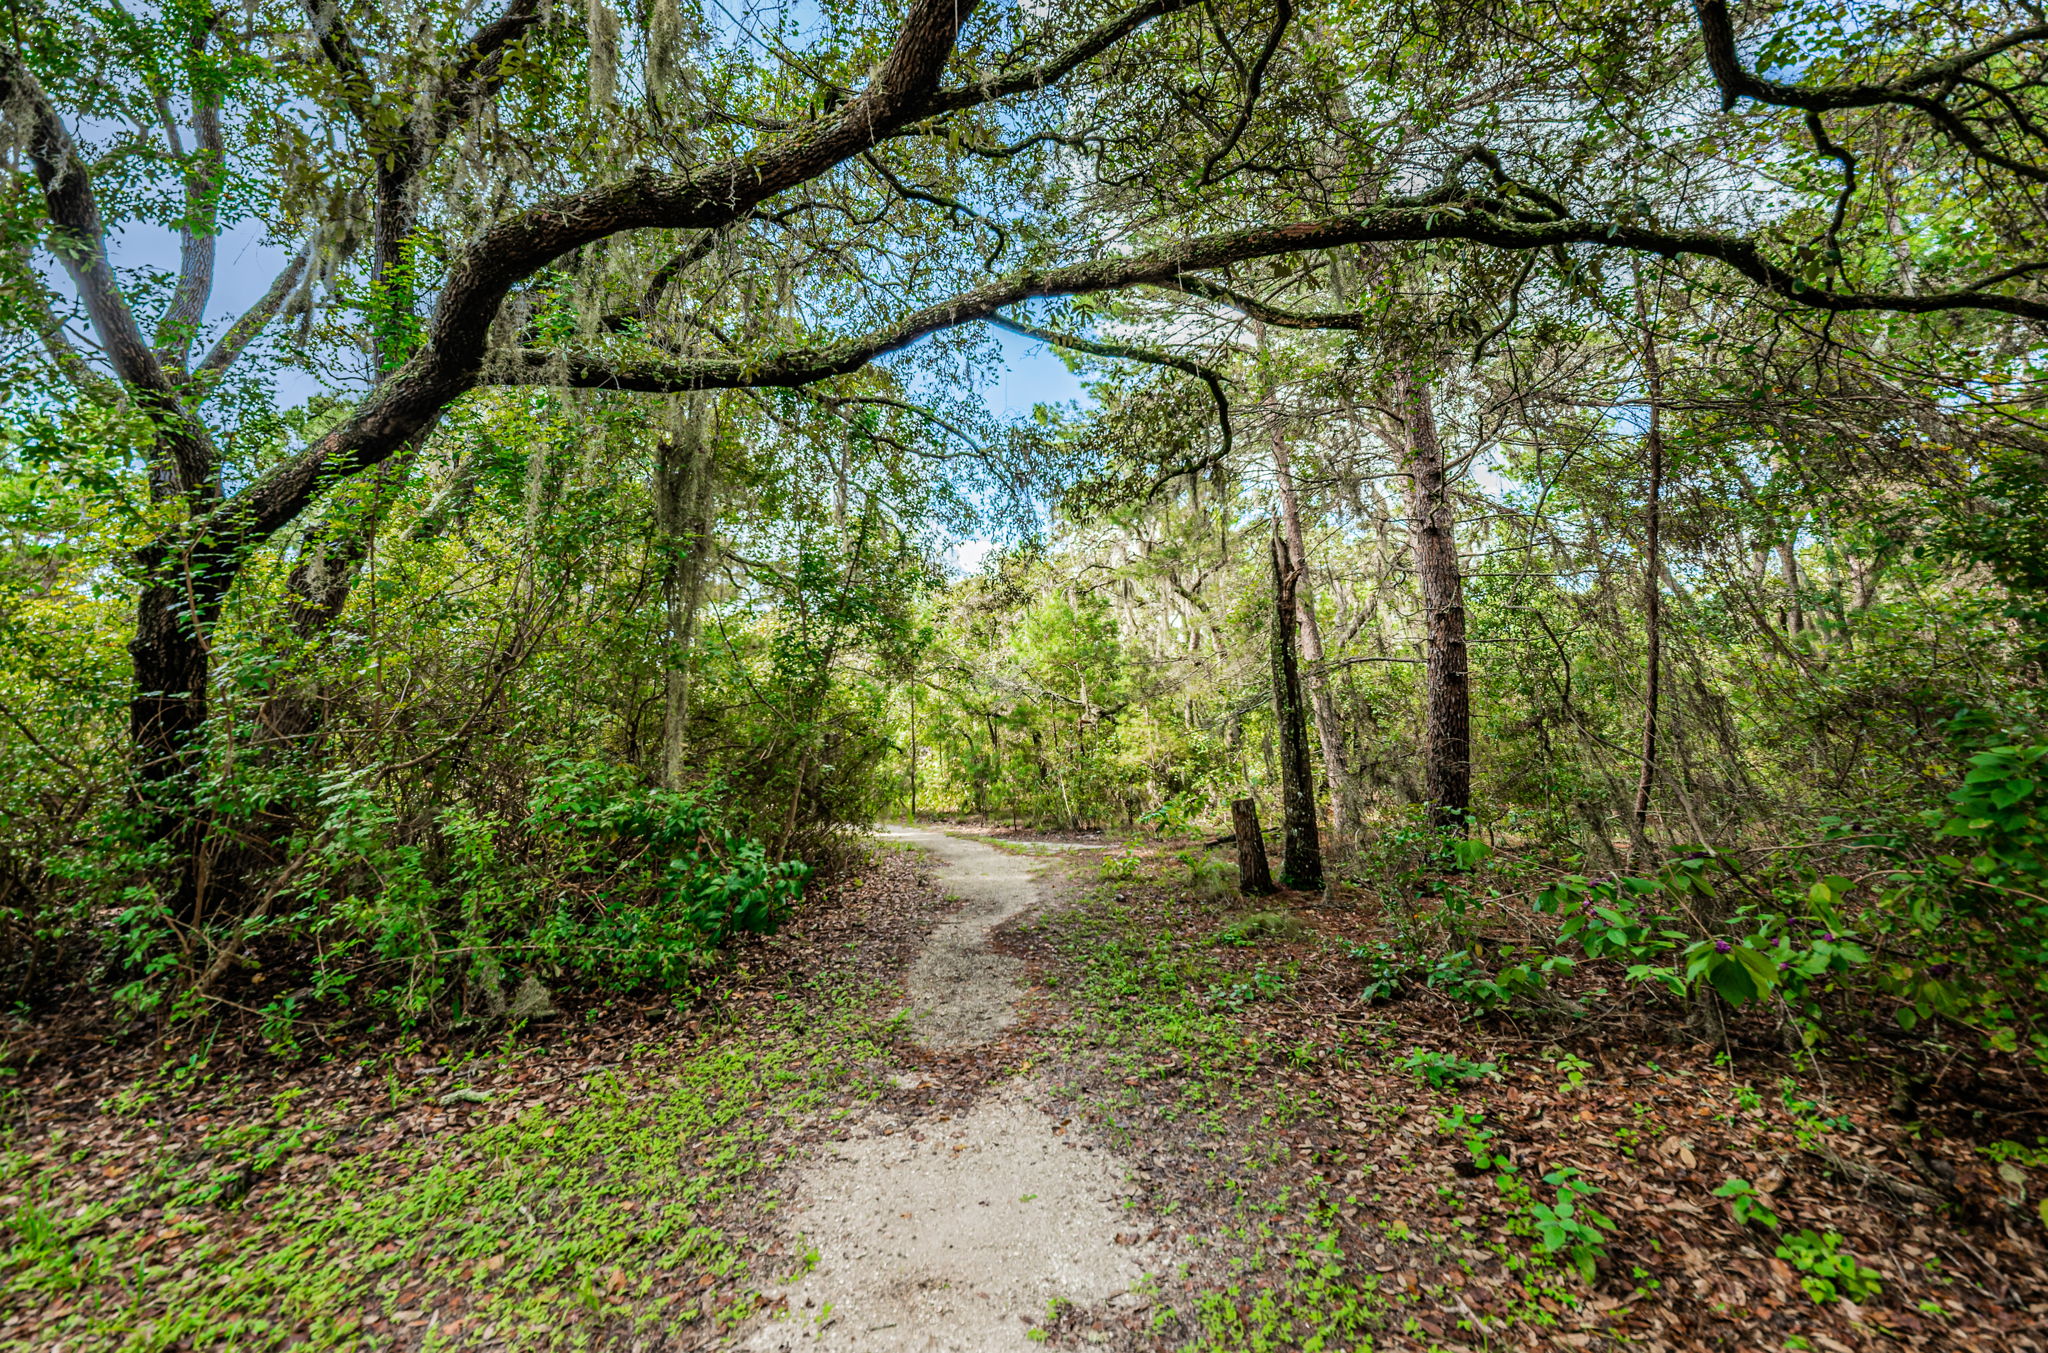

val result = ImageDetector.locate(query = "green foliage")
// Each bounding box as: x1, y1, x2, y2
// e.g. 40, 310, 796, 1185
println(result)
1177, 847, 1235, 898
290, 759, 808, 1024
1208, 965, 1290, 1011
1348, 941, 1411, 1004
1527, 1169, 1616, 1284
1775, 1230, 1883, 1304
1435, 1105, 1510, 1172
1711, 1176, 1782, 1230
1399, 1048, 1495, 1089
1098, 850, 1145, 882
0, 985, 897, 1345
1213, 910, 1306, 946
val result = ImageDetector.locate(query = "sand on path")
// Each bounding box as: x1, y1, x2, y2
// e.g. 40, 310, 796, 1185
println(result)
742, 827, 1151, 1352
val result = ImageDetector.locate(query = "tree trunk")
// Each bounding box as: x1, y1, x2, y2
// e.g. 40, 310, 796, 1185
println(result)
129, 562, 233, 924
1269, 525, 1324, 890
1630, 292, 1666, 855
1232, 796, 1275, 895
1396, 370, 1471, 831
1268, 410, 1357, 843
1777, 536, 1804, 635
654, 396, 717, 789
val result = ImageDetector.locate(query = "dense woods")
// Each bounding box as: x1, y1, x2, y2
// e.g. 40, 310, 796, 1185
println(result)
4, 0, 2048, 1347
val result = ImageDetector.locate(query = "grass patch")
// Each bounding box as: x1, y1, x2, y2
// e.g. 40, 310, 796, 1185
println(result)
1212, 911, 1307, 947
1, 977, 899, 1350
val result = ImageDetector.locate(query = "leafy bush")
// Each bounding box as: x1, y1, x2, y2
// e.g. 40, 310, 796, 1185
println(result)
1528, 1168, 1617, 1283
1098, 850, 1145, 882
101, 758, 807, 1029
1205, 965, 1288, 1010
1711, 1176, 1782, 1230
1175, 848, 1234, 899
1520, 712, 2048, 1062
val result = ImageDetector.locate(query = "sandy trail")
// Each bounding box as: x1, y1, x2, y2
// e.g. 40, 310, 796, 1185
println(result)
743, 827, 1150, 1352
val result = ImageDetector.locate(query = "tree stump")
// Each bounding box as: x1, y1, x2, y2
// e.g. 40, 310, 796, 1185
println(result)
1232, 797, 1275, 895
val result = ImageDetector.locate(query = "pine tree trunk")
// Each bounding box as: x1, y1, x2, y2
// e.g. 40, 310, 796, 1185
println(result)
1270, 525, 1324, 889
1630, 291, 1666, 855
1396, 371, 1471, 831
1269, 414, 1356, 843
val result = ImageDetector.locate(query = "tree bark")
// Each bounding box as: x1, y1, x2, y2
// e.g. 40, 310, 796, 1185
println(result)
1267, 403, 1356, 842
1232, 797, 1275, 895
1269, 525, 1324, 889
129, 564, 233, 921
1396, 370, 1471, 831
654, 397, 717, 789
1777, 536, 1804, 635
1630, 288, 1666, 854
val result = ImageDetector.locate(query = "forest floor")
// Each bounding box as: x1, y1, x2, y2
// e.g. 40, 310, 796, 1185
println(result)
4, 827, 2048, 1351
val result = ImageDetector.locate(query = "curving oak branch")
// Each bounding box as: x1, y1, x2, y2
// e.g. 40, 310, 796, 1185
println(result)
491, 193, 2048, 402
1694, 0, 2048, 185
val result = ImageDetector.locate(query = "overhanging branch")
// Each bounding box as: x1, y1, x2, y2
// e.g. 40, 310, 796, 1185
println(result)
1694, 0, 2048, 185
502, 196, 2048, 402
984, 313, 1233, 478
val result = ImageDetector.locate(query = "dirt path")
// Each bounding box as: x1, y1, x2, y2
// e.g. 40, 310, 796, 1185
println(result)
743, 827, 1152, 1352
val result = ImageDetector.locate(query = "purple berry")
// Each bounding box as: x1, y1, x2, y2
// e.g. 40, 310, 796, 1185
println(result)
1714, 939, 1732, 954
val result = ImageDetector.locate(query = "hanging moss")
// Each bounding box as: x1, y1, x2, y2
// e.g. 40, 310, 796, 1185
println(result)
586, 0, 620, 110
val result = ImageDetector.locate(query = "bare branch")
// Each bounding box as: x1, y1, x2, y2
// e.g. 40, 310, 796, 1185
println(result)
863, 150, 1009, 266
819, 393, 985, 449
917, 0, 1203, 119
641, 226, 735, 321
984, 313, 1234, 472
153, 12, 226, 372
195, 238, 316, 377
894, 127, 1105, 159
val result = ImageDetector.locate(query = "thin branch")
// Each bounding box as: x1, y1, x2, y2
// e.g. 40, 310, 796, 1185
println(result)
1198, 0, 1293, 185
1805, 109, 1857, 274
894, 127, 1106, 159
985, 313, 1233, 475
916, 0, 1205, 118
1695, 0, 2048, 184
641, 224, 738, 321
863, 151, 1009, 266
819, 393, 985, 449
195, 237, 315, 377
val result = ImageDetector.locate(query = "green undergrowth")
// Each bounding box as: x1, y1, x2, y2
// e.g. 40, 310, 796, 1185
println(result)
1039, 878, 1407, 1351
1040, 883, 1275, 1090
1, 975, 899, 1350
1042, 868, 1644, 1352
